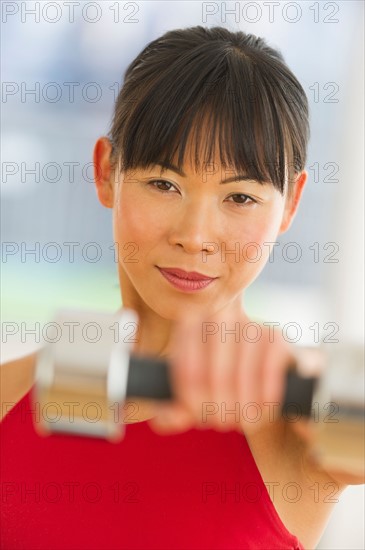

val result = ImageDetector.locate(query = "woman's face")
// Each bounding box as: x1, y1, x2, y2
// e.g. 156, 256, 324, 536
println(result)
108, 144, 306, 321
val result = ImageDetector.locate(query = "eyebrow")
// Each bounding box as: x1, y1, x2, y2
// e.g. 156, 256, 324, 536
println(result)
155, 162, 260, 184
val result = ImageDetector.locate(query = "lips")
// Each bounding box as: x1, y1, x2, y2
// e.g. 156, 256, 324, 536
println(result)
156, 267, 217, 292
156, 267, 216, 281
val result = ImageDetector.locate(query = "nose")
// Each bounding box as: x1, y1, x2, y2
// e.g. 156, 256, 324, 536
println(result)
167, 199, 216, 254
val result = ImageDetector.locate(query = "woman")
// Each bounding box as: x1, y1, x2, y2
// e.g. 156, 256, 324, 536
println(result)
1, 26, 362, 549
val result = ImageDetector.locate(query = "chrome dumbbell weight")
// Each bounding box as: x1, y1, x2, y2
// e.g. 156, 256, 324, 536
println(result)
33, 308, 172, 442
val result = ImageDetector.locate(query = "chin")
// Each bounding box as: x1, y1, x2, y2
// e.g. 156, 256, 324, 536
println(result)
146, 295, 221, 322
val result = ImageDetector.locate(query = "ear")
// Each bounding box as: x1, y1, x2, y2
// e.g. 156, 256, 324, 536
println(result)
93, 137, 115, 209
278, 170, 308, 234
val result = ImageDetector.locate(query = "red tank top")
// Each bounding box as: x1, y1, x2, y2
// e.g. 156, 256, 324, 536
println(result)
1, 386, 304, 549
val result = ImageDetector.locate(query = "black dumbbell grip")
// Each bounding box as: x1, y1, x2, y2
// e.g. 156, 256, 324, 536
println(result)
127, 355, 318, 416
282, 368, 317, 417
126, 354, 173, 400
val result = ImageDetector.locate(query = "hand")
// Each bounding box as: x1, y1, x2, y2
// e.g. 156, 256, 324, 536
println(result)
148, 309, 295, 436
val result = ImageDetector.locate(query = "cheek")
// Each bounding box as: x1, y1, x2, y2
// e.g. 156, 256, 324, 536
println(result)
242, 224, 276, 262
224, 205, 284, 281
236, 216, 282, 262
113, 188, 162, 247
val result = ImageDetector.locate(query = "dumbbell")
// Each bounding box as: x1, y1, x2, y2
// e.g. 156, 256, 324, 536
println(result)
33, 308, 364, 476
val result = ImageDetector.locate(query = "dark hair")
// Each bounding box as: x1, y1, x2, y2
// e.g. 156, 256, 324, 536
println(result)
109, 26, 310, 195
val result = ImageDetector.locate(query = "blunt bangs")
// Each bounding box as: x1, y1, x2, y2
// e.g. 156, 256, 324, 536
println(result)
109, 26, 309, 195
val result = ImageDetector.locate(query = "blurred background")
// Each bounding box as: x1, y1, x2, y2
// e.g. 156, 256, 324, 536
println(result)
1, 1, 364, 547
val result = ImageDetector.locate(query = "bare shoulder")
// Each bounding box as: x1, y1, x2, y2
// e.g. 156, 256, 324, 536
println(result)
0, 352, 38, 420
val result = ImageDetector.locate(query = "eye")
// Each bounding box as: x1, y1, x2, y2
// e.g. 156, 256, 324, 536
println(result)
146, 179, 177, 193
227, 194, 257, 207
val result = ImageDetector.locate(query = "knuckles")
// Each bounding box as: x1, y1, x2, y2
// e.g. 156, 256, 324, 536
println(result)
162, 316, 292, 434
